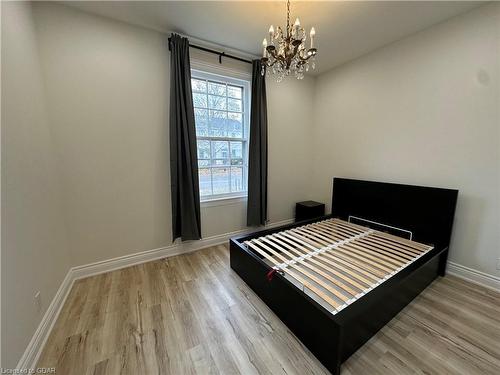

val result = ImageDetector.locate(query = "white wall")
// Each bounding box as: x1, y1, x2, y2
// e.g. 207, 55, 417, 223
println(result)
1, 2, 72, 368
32, 2, 315, 267
33, 3, 172, 266
267, 77, 316, 221
312, 3, 500, 278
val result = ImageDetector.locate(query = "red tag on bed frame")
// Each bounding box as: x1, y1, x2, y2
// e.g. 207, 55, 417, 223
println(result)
267, 269, 277, 282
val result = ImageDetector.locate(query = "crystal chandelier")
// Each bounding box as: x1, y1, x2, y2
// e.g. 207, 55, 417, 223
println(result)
261, 0, 317, 81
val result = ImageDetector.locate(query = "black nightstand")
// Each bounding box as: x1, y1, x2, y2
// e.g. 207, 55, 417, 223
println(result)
295, 200, 325, 222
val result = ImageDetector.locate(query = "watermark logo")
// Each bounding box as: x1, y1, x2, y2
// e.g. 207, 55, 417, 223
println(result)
0, 368, 56, 374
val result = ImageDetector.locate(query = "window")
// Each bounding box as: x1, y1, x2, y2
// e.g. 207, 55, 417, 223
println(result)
191, 70, 250, 201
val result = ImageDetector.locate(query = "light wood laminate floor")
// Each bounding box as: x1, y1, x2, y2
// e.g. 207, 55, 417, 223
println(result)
37, 244, 500, 374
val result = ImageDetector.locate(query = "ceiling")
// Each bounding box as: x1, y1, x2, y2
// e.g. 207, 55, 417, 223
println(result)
63, 1, 485, 75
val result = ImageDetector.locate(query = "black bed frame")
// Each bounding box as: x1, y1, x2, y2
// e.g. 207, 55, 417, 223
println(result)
230, 178, 458, 374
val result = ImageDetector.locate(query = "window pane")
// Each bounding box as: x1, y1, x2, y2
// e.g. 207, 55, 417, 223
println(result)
212, 167, 230, 194
194, 108, 208, 136
192, 72, 249, 200
211, 141, 229, 159
193, 93, 207, 108
199, 168, 212, 196
192, 79, 207, 92
231, 167, 244, 192
227, 112, 243, 138
197, 140, 210, 159
208, 95, 226, 110
208, 81, 226, 96
230, 141, 243, 158
228, 85, 242, 99
228, 98, 242, 112
214, 159, 230, 166
209, 111, 227, 137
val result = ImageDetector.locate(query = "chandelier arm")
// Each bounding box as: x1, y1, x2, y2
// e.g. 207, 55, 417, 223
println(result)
266, 59, 279, 68
267, 49, 278, 60
262, 53, 281, 68
298, 53, 313, 62
298, 48, 317, 62
268, 47, 286, 64
267, 48, 279, 60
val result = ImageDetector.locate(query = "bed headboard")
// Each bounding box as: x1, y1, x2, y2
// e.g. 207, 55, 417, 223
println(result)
331, 178, 458, 251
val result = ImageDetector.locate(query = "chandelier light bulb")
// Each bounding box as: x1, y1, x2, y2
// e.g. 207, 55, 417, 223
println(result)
269, 25, 275, 42
310, 27, 316, 49
294, 18, 300, 36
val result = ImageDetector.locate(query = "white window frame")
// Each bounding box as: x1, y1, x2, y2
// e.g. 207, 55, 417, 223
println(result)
191, 68, 251, 202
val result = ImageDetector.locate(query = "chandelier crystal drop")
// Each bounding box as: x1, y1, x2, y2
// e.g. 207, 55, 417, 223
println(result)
261, 0, 317, 81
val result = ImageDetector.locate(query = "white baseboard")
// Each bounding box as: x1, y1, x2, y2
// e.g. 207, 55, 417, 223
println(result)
446, 261, 500, 291
71, 218, 294, 280
16, 218, 293, 370
16, 270, 75, 371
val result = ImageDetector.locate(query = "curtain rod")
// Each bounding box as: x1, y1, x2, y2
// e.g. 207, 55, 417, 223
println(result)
168, 37, 253, 65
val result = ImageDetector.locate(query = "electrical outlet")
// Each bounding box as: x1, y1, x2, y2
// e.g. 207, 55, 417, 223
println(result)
34, 291, 42, 313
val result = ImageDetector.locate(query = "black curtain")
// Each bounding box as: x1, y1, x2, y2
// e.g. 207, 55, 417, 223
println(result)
247, 60, 268, 226
169, 34, 201, 241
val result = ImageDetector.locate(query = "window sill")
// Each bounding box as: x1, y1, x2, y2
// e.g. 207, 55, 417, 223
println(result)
201, 195, 247, 207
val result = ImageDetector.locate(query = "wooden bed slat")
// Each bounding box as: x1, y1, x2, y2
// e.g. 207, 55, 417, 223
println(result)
345, 242, 406, 267
368, 234, 425, 254
308, 224, 355, 244
332, 218, 370, 233
298, 226, 339, 245
292, 227, 332, 247
323, 220, 365, 236
372, 232, 429, 251
283, 225, 392, 277
281, 228, 385, 281
332, 220, 429, 253
267, 235, 368, 292
244, 218, 433, 313
356, 237, 415, 261
321, 250, 387, 278
262, 236, 361, 296
314, 222, 357, 240
293, 226, 401, 273
308, 226, 406, 263
249, 239, 352, 304
310, 224, 361, 244
283, 230, 326, 250
359, 236, 418, 258
246, 242, 341, 309
307, 228, 394, 269
330, 217, 431, 251
273, 233, 377, 286
334, 245, 396, 273
315, 252, 381, 283
275, 231, 384, 290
